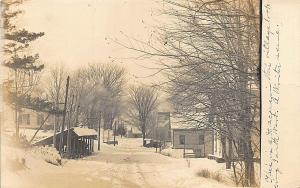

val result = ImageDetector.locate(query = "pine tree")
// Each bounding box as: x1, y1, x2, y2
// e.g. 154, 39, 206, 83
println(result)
2, 0, 45, 138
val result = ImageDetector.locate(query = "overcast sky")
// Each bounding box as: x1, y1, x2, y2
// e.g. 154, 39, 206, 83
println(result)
19, 0, 167, 84
0, 0, 172, 111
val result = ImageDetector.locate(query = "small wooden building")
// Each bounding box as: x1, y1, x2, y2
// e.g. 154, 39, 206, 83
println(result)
34, 127, 97, 158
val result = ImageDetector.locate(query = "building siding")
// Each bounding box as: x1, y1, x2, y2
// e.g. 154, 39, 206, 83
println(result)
172, 129, 213, 157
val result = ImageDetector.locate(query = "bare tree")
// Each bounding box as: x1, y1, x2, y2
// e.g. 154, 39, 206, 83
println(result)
128, 86, 158, 146
116, 0, 260, 186
46, 65, 67, 147
68, 63, 126, 132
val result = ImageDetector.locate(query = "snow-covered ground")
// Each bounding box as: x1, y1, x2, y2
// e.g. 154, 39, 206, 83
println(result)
2, 132, 246, 188
3, 127, 54, 144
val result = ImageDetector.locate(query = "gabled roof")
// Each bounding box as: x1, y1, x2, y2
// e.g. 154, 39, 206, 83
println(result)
170, 113, 207, 130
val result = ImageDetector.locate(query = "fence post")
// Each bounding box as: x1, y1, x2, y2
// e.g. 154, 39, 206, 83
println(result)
183, 140, 186, 158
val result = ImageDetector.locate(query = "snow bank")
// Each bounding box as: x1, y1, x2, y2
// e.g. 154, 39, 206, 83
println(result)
4, 128, 54, 145
31, 146, 62, 166
1, 138, 61, 188
161, 147, 193, 158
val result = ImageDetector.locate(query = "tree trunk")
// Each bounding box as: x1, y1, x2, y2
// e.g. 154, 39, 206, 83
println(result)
142, 121, 146, 146
243, 140, 256, 186
98, 114, 101, 151
75, 104, 80, 126
226, 138, 233, 169
15, 104, 19, 139
14, 70, 19, 139
221, 135, 230, 169
113, 121, 116, 146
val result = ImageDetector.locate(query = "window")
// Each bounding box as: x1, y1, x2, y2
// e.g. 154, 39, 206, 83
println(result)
25, 114, 30, 125
18, 114, 30, 125
179, 135, 185, 145
199, 135, 204, 145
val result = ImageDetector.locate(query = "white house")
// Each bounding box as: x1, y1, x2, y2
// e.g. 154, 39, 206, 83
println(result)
2, 103, 54, 130
170, 113, 214, 157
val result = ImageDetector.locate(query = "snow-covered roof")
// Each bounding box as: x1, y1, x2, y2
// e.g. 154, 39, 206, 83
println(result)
72, 127, 97, 136
170, 116, 196, 130
170, 113, 206, 130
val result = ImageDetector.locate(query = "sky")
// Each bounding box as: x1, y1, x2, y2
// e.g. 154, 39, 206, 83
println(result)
11, 0, 172, 111
18, 0, 167, 85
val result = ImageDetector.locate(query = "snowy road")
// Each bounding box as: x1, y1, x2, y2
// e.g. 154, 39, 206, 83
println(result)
58, 138, 234, 188
2, 137, 235, 188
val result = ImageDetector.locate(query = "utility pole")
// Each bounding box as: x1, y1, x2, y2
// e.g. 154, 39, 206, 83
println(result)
67, 95, 74, 158
29, 114, 50, 144
103, 121, 105, 143
59, 76, 70, 156
98, 112, 101, 151
53, 102, 64, 149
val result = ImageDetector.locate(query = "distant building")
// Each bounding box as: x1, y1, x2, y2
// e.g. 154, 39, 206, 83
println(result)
153, 112, 171, 142
127, 127, 142, 138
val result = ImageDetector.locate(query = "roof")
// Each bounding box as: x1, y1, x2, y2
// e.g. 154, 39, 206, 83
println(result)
72, 127, 97, 137
170, 117, 196, 130
33, 127, 97, 146
170, 113, 207, 130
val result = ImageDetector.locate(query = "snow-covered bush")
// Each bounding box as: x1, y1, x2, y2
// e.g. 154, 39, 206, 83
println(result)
212, 171, 223, 182
161, 148, 172, 157
197, 169, 211, 178
31, 146, 62, 166
197, 169, 224, 183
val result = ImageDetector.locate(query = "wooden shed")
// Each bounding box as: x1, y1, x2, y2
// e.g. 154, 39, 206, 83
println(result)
34, 127, 97, 158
